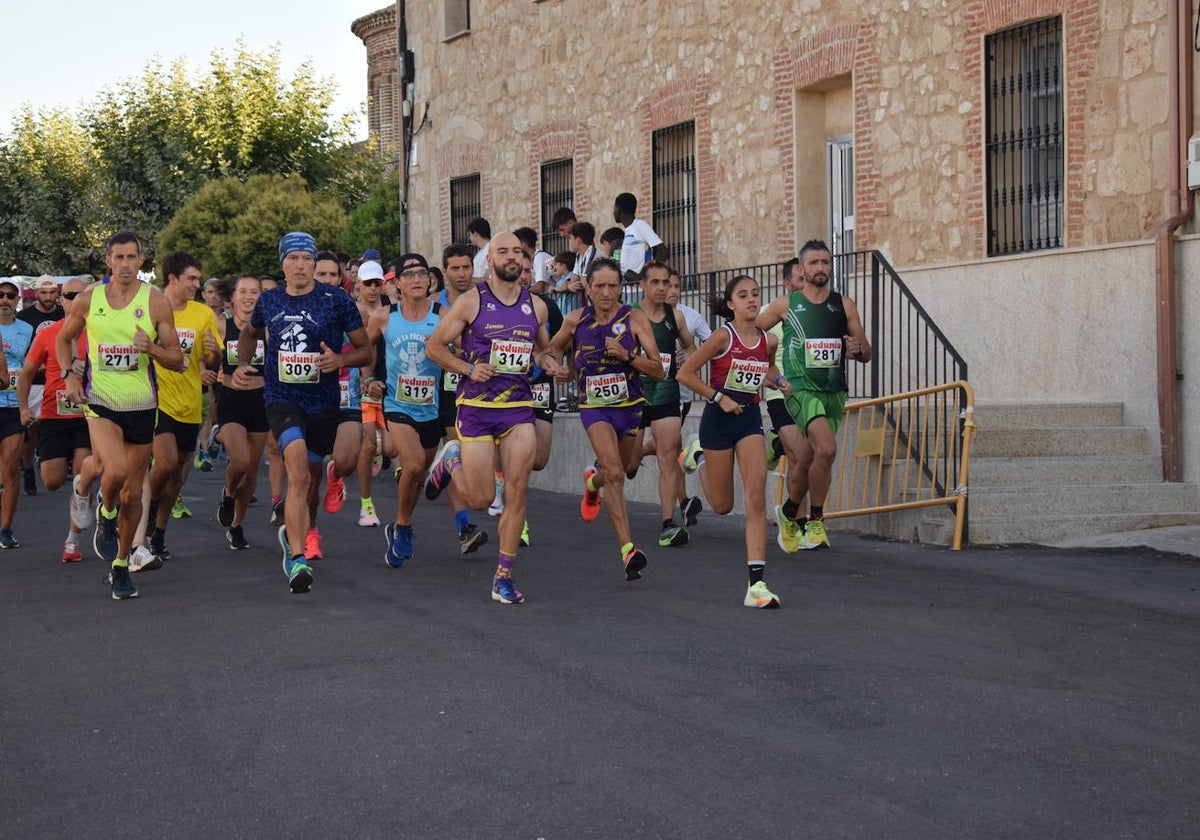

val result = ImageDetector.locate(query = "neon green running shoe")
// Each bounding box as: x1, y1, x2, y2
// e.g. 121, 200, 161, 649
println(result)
775, 504, 802, 554
171, 497, 192, 519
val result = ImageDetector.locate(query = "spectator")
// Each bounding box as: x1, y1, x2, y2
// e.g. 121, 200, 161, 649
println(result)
599, 226, 625, 260
569, 222, 597, 284
614, 192, 669, 284
467, 217, 492, 279
513, 227, 553, 295
551, 251, 582, 314
550, 207, 577, 241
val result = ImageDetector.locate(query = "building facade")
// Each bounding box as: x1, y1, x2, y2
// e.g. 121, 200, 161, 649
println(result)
352, 6, 400, 156
377, 0, 1200, 487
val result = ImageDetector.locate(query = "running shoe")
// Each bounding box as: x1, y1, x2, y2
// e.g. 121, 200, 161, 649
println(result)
424, 440, 459, 500
458, 523, 488, 555
128, 545, 162, 573
775, 504, 803, 554
94, 506, 119, 562
358, 500, 381, 527
204, 424, 222, 458
658, 520, 689, 547
323, 460, 345, 514
217, 487, 236, 528
148, 532, 171, 563
488, 488, 504, 517
385, 523, 412, 568
580, 467, 601, 522
679, 438, 703, 475
393, 465, 403, 483
803, 519, 831, 550
61, 539, 82, 564
226, 525, 249, 550
305, 528, 323, 560
22, 467, 36, 496
110, 565, 138, 600
766, 430, 781, 471
193, 447, 213, 472
284, 556, 314, 594
270, 497, 284, 527
744, 580, 781, 609
171, 497, 192, 519
70, 476, 93, 529
277, 524, 291, 565
622, 546, 647, 581
491, 576, 525, 604
520, 520, 530, 547
680, 496, 703, 527
0, 528, 19, 549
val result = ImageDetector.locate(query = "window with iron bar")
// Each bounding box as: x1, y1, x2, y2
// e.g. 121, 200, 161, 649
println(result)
652, 120, 699, 276
539, 159, 574, 256
450, 174, 481, 246
985, 16, 1064, 256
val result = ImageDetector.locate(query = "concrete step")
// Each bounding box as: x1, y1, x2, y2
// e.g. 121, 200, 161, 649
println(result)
963, 483, 1198, 519
967, 455, 1163, 486
971, 402, 1124, 429
970, 426, 1149, 458
921, 511, 1200, 546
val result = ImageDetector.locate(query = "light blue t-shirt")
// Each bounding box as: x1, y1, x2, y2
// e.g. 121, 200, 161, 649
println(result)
0, 318, 34, 409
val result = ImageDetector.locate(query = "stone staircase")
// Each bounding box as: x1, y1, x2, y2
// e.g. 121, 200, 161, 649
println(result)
919, 402, 1200, 546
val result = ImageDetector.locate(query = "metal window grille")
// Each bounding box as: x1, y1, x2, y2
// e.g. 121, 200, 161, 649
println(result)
444, 0, 470, 38
450, 174, 481, 245
652, 121, 699, 276
540, 159, 574, 256
985, 17, 1063, 256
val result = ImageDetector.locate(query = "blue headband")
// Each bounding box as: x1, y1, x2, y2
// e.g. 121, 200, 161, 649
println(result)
278, 231, 318, 265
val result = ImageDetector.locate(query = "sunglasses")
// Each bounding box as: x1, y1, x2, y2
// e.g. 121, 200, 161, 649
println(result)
0, 291, 18, 300
63, 291, 80, 301
360, 279, 382, 287
400, 268, 430, 280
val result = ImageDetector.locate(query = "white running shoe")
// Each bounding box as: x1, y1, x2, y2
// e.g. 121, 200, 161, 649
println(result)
70, 476, 94, 529
128, 544, 163, 573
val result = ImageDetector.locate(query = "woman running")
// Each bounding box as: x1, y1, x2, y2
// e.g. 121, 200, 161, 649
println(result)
676, 275, 790, 609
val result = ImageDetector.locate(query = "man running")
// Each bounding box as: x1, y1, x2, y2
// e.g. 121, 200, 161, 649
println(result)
56, 231, 184, 600
425, 232, 564, 604
233, 232, 372, 594
0, 279, 34, 548
17, 276, 65, 496
756, 239, 872, 550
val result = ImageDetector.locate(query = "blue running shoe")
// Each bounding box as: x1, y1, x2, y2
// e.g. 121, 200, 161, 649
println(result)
491, 576, 525, 605
386, 524, 413, 568
110, 565, 138, 600
93, 505, 119, 562
0, 528, 19, 549
279, 529, 313, 594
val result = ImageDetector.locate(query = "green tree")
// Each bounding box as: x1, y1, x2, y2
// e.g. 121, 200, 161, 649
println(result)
342, 176, 401, 261
0, 107, 103, 274
158, 174, 347, 278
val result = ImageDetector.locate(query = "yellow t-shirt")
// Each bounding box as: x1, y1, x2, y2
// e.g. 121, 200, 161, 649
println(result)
157, 300, 222, 424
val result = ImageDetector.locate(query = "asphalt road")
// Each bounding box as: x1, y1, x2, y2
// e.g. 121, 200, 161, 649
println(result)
1, 461, 1198, 839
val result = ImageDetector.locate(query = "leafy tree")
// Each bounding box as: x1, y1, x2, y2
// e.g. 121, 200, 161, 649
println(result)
342, 176, 401, 261
0, 106, 103, 274
158, 174, 347, 278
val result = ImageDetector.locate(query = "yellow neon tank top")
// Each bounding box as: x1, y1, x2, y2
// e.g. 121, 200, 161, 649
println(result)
85, 282, 158, 412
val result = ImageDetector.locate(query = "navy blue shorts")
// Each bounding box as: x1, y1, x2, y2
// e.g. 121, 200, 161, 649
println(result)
698, 403, 763, 451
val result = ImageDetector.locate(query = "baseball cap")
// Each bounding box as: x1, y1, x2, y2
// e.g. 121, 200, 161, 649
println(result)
358, 260, 385, 281
0, 279, 20, 293
397, 253, 429, 271
35, 275, 57, 291
362, 249, 381, 261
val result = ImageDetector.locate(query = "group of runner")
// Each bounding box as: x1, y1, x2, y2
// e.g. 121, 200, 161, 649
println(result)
5, 221, 870, 609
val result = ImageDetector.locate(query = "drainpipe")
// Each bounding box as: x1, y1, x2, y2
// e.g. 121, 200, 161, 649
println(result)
1153, 0, 1193, 482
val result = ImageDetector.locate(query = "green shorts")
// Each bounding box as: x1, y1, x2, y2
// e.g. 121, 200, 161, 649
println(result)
784, 389, 846, 436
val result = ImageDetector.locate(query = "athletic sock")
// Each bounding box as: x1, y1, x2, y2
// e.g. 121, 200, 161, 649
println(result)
360, 496, 373, 510
146, 499, 160, 529
748, 562, 766, 584
112, 557, 129, 569
809, 505, 824, 521
494, 552, 515, 580
454, 509, 470, 532
662, 519, 673, 529
100, 503, 117, 520
586, 472, 598, 493
620, 541, 634, 558
782, 498, 800, 520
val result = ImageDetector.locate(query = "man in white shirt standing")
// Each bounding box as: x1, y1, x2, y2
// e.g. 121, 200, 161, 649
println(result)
468, 217, 492, 279
615, 193, 669, 285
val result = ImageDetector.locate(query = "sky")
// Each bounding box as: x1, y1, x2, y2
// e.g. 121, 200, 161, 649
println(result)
0, 0, 385, 140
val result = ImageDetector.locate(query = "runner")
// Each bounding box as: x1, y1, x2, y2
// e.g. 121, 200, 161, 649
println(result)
16, 277, 94, 562
214, 275, 268, 549
233, 232, 373, 594
56, 231, 184, 600
145, 251, 223, 564
17, 276, 65, 496
544, 257, 663, 579
0, 279, 35, 547
424, 232, 564, 604
677, 275, 788, 608
352, 258, 391, 527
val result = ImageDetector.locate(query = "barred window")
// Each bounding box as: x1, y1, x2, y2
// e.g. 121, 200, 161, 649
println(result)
539, 159, 574, 256
652, 120, 698, 276
450, 174, 481, 245
444, 0, 470, 39
985, 17, 1063, 256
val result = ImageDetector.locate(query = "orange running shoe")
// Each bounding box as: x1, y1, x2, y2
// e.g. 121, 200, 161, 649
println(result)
580, 466, 601, 521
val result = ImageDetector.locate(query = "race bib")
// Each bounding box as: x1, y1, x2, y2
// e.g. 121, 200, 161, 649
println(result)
725, 357, 769, 393
489, 339, 532, 374
226, 340, 265, 366
585, 372, 629, 405
658, 352, 672, 375
177, 328, 196, 356
396, 373, 436, 405
805, 338, 842, 368
56, 389, 85, 416
278, 351, 321, 384
7, 372, 16, 389
97, 343, 138, 372
532, 382, 550, 409
443, 369, 462, 392
339, 379, 351, 408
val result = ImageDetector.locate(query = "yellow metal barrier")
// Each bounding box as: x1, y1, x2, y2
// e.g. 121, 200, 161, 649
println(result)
773, 381, 976, 549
